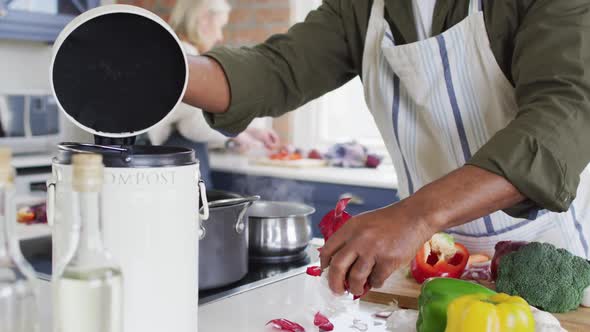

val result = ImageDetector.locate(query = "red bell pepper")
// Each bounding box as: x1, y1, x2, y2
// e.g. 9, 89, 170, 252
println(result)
411, 241, 469, 284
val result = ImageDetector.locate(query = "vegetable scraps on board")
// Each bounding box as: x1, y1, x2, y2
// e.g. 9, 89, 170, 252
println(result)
313, 312, 334, 331
460, 254, 491, 281
411, 233, 470, 284
266, 319, 305, 332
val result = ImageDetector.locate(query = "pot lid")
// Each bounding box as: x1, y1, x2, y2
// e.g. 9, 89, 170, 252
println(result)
55, 143, 196, 168
50, 5, 188, 139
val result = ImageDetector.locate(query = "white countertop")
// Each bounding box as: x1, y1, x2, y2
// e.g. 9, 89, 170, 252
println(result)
36, 237, 392, 331
37, 272, 392, 332
209, 152, 398, 190
199, 273, 391, 332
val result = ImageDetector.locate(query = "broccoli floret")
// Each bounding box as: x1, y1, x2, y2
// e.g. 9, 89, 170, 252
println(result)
496, 242, 590, 313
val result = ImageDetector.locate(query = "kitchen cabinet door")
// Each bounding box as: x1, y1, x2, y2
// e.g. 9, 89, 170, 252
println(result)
0, 0, 100, 42
211, 171, 399, 237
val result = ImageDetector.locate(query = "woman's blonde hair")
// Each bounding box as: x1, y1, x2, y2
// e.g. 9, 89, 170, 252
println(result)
169, 0, 231, 46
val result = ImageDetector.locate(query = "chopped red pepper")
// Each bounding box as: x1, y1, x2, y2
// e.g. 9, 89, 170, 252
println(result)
306, 266, 323, 277
319, 198, 352, 241
314, 312, 334, 331
343, 280, 371, 300
266, 319, 305, 332
410, 242, 470, 284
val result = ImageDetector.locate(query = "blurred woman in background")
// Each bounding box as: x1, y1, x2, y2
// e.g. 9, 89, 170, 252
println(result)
148, 0, 280, 186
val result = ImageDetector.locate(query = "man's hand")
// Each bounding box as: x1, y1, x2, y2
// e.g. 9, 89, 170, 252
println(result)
319, 165, 526, 296
319, 201, 435, 296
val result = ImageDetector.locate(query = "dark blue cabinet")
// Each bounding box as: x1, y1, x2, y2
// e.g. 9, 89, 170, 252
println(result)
211, 171, 400, 237
0, 0, 100, 42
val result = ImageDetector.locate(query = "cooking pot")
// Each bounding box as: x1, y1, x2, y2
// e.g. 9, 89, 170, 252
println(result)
199, 190, 259, 290
248, 201, 315, 262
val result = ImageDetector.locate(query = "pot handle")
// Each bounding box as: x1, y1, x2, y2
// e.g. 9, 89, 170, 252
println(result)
198, 180, 209, 240
207, 195, 260, 209
46, 178, 56, 227
235, 197, 259, 234
199, 180, 209, 221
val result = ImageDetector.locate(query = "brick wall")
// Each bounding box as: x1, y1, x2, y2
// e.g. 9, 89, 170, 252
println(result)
116, 0, 296, 141
117, 0, 293, 46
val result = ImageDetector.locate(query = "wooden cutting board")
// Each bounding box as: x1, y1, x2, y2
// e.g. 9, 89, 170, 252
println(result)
362, 271, 590, 331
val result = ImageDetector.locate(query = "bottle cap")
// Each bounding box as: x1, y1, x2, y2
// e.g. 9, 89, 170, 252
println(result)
0, 147, 14, 185
72, 153, 104, 192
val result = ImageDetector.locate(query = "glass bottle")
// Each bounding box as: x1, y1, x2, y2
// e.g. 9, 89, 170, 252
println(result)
54, 153, 122, 332
0, 147, 39, 332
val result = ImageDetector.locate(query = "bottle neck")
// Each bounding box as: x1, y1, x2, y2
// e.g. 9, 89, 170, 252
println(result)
71, 190, 106, 260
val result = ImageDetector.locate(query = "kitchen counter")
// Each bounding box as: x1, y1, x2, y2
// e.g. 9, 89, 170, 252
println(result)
209, 152, 398, 190
35, 238, 393, 331
37, 272, 392, 332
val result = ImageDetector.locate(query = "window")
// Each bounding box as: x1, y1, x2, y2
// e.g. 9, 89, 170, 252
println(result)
289, 1, 389, 160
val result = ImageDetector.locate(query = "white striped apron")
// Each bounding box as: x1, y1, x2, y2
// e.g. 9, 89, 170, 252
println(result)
362, 0, 590, 257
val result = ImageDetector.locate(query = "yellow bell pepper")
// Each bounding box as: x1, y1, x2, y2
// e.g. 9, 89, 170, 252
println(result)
445, 293, 535, 332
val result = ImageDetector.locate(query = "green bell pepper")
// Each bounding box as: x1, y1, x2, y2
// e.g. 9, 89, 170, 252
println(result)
417, 278, 496, 332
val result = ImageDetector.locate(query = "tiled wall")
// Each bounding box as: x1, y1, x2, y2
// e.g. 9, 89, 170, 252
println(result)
117, 0, 293, 46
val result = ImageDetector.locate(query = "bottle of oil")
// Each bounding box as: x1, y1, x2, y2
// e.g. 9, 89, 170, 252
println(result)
0, 147, 39, 332
54, 153, 123, 332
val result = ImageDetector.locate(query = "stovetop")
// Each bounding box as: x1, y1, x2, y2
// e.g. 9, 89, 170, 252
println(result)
199, 245, 320, 305
26, 237, 320, 307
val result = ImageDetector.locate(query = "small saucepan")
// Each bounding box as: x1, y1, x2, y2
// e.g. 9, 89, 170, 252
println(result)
247, 201, 315, 262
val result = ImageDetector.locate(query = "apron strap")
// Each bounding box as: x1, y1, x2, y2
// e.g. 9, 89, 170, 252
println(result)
468, 0, 483, 14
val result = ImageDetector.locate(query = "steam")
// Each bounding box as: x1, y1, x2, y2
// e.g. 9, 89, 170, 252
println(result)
229, 175, 315, 203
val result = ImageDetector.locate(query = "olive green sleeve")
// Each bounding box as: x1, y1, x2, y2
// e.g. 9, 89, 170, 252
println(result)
468, 0, 590, 217
203, 0, 357, 135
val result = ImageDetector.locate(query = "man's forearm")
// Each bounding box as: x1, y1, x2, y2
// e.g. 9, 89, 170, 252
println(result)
407, 165, 526, 232
183, 55, 230, 113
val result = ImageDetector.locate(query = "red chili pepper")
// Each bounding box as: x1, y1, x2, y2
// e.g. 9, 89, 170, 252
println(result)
410, 243, 470, 284
318, 198, 352, 241
266, 319, 305, 332
314, 312, 334, 331
306, 266, 322, 277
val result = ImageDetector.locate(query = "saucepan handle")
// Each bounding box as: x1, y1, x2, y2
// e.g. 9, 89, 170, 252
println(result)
234, 196, 259, 234
207, 195, 260, 209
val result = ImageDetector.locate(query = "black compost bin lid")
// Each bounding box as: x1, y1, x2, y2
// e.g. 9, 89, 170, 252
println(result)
51, 6, 187, 142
